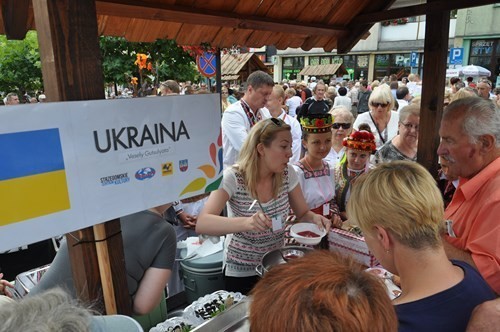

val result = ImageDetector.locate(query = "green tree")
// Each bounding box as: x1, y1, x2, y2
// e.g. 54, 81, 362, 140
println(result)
0, 32, 200, 98
0, 31, 43, 96
99, 37, 200, 94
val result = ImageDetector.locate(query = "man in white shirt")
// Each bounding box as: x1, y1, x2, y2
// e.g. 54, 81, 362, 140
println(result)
396, 86, 411, 113
221, 71, 274, 169
260, 85, 302, 163
285, 88, 302, 117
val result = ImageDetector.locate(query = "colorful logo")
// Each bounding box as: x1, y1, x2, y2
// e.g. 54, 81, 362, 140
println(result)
100, 173, 130, 186
179, 159, 189, 172
162, 162, 173, 176
0, 128, 70, 225
179, 131, 223, 196
135, 167, 156, 180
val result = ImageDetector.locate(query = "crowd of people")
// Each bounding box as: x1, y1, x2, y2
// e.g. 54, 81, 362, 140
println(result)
1, 69, 499, 331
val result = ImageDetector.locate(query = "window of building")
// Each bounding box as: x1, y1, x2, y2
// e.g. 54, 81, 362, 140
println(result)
374, 53, 413, 80
309, 56, 320, 66
282, 56, 305, 80
320, 56, 331, 65
469, 39, 499, 79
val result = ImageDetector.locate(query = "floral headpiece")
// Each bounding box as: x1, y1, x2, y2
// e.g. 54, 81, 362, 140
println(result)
343, 130, 377, 152
299, 114, 333, 133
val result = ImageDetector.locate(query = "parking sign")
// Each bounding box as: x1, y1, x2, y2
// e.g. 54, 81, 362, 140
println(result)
449, 48, 464, 65
410, 52, 418, 67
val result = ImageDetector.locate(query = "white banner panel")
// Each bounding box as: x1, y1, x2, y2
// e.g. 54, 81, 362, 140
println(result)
0, 94, 222, 251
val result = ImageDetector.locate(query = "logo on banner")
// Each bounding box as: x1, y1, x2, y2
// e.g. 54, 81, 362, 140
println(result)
0, 128, 70, 225
100, 173, 130, 186
162, 162, 173, 176
135, 167, 156, 180
179, 159, 189, 172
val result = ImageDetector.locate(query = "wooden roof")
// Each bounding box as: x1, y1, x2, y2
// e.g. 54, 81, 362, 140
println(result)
299, 63, 348, 76
0, 0, 400, 53
2, 0, 497, 53
221, 52, 269, 77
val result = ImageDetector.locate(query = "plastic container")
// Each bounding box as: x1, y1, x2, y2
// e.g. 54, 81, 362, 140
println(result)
180, 249, 224, 304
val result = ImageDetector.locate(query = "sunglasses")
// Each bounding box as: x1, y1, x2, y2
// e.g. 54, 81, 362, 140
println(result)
332, 123, 351, 130
269, 118, 283, 126
371, 102, 390, 108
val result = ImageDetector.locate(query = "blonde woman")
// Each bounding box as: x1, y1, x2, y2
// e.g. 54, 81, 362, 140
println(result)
348, 161, 496, 331
197, 118, 330, 294
221, 86, 230, 112
353, 84, 399, 149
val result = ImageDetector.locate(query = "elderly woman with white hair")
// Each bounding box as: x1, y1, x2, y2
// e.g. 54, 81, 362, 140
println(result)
374, 104, 420, 164
353, 84, 399, 150
325, 106, 354, 168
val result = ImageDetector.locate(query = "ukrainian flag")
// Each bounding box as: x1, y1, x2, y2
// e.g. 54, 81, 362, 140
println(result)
0, 128, 70, 226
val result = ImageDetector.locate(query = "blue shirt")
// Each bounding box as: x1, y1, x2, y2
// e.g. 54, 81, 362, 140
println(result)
395, 260, 496, 332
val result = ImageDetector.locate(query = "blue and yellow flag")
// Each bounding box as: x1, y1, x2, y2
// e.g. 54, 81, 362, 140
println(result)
0, 128, 70, 226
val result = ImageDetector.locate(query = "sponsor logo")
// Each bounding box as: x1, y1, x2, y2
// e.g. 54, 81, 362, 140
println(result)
179, 159, 189, 172
162, 162, 173, 176
100, 172, 130, 186
135, 167, 156, 180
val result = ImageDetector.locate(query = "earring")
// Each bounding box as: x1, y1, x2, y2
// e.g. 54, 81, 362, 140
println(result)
385, 249, 390, 254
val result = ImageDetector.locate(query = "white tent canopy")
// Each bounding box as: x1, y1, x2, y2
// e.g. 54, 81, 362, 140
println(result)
446, 65, 491, 78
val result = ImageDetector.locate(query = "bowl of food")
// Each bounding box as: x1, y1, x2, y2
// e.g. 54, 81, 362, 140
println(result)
290, 223, 326, 245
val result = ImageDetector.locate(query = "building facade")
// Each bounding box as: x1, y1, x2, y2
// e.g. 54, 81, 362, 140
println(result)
273, 4, 500, 87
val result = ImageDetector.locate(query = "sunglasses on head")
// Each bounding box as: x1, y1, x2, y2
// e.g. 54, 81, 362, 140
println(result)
371, 102, 390, 108
269, 117, 283, 126
332, 123, 351, 130
260, 117, 283, 133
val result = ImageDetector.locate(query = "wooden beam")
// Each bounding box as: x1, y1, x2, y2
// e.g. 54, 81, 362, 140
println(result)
355, 0, 499, 24
416, 0, 450, 178
32, 0, 131, 315
337, 0, 398, 54
1, 0, 30, 39
66, 228, 104, 312
95, 0, 347, 37
94, 220, 131, 315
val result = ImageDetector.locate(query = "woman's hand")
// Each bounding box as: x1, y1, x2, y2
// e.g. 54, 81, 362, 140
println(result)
331, 214, 343, 229
0, 273, 14, 298
309, 213, 331, 233
245, 212, 272, 232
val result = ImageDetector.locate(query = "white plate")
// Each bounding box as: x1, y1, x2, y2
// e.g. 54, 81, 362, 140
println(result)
183, 290, 245, 326
150, 316, 195, 332
290, 223, 326, 245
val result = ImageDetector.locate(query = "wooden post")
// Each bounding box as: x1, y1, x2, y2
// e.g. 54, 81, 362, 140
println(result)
416, 0, 450, 178
32, 0, 131, 315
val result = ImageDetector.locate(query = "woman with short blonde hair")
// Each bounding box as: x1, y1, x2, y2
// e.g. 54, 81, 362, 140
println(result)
347, 161, 496, 331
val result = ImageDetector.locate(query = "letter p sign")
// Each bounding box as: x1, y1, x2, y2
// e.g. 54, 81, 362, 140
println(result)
449, 48, 463, 65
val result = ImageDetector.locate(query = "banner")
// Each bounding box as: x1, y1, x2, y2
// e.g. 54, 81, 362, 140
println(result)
0, 94, 222, 251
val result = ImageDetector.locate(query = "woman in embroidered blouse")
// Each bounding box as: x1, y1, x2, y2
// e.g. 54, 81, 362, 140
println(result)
293, 114, 342, 228
325, 107, 354, 168
197, 118, 330, 294
353, 84, 399, 150
374, 104, 420, 164
335, 129, 377, 221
